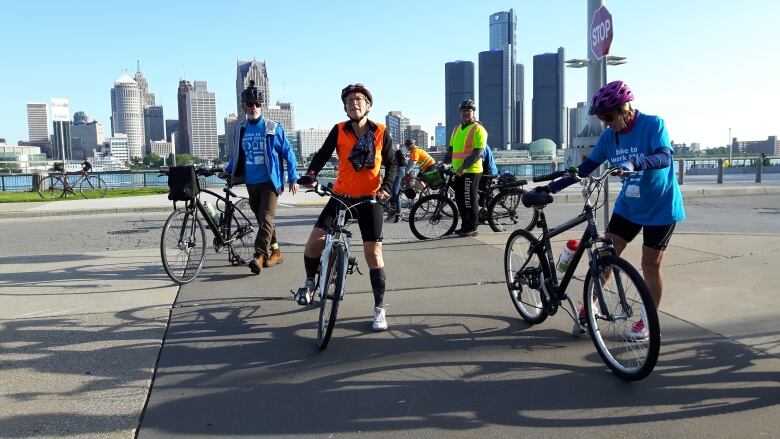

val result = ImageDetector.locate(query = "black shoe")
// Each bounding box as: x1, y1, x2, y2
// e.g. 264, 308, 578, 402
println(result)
457, 228, 479, 237
392, 214, 400, 223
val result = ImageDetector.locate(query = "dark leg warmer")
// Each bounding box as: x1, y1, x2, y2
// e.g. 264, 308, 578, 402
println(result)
369, 267, 386, 308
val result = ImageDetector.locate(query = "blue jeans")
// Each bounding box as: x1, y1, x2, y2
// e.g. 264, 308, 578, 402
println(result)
391, 173, 404, 215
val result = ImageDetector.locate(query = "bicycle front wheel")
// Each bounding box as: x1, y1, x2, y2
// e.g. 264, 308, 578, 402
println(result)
584, 254, 660, 381
227, 208, 255, 266
317, 243, 345, 350
38, 176, 65, 199
160, 209, 206, 284
79, 176, 107, 199
504, 229, 548, 324
488, 190, 538, 233
408, 194, 458, 240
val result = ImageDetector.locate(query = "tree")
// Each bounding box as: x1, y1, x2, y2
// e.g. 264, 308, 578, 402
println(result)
174, 154, 203, 166
142, 154, 164, 168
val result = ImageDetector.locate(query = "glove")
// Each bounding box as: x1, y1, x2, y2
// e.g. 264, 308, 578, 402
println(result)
617, 160, 635, 172
297, 171, 316, 186
533, 185, 552, 194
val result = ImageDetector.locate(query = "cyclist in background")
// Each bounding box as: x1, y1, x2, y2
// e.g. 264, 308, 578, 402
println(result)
534, 80, 685, 340
295, 83, 397, 332
221, 80, 299, 275
387, 144, 408, 223
440, 99, 487, 237
478, 143, 499, 219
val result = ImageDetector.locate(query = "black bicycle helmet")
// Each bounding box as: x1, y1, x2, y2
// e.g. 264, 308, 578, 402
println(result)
241, 80, 262, 103
341, 83, 373, 104
459, 99, 476, 111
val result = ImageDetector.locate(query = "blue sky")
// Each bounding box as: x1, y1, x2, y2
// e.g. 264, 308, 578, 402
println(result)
2, 0, 778, 149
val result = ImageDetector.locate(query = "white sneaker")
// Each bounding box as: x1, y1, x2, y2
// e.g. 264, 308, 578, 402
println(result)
294, 279, 315, 305
372, 306, 388, 331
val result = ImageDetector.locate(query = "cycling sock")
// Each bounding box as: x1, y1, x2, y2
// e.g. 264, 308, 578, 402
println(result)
370, 267, 386, 308
304, 256, 319, 280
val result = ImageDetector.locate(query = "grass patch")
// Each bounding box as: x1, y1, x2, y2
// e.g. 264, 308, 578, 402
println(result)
0, 187, 169, 203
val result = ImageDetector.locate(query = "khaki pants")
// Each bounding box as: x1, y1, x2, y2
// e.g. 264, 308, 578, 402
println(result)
246, 182, 279, 257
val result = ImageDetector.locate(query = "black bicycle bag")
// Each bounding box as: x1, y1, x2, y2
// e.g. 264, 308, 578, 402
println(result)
167, 166, 200, 201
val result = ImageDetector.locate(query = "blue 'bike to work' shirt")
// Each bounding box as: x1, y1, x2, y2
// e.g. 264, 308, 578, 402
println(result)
242, 119, 271, 185
589, 111, 685, 226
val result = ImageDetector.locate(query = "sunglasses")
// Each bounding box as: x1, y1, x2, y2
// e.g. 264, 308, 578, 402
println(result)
597, 112, 619, 123
245, 102, 261, 108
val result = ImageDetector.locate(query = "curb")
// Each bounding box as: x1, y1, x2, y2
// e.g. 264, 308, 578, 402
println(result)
1, 187, 777, 219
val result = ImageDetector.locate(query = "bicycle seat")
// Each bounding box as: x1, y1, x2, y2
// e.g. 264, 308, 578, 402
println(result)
521, 192, 554, 207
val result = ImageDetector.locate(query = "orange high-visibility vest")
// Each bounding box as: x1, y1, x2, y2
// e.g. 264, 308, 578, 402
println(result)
332, 121, 387, 197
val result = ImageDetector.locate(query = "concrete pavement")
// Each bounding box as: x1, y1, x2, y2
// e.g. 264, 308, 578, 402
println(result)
1, 182, 778, 438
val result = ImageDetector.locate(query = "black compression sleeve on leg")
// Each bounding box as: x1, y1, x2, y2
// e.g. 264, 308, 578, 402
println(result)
304, 256, 319, 280
369, 267, 386, 308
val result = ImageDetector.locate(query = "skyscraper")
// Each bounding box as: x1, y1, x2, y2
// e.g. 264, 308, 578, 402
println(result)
532, 47, 565, 148
224, 113, 238, 158
26, 103, 49, 144
435, 122, 446, 147
144, 105, 165, 151
187, 81, 218, 161
266, 102, 295, 133
236, 58, 270, 117
134, 62, 156, 107
515, 64, 525, 146
71, 112, 105, 160
110, 73, 144, 159
480, 9, 519, 150
385, 111, 410, 146
176, 80, 192, 155
444, 61, 475, 138
165, 119, 179, 143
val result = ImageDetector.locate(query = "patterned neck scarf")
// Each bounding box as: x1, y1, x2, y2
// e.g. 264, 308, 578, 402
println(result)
348, 126, 376, 171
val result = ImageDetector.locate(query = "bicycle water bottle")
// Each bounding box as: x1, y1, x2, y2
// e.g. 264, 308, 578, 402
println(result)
556, 239, 579, 272
203, 200, 220, 224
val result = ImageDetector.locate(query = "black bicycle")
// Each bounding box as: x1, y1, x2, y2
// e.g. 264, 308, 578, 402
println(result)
479, 173, 538, 233
159, 166, 255, 284
408, 167, 537, 240
504, 166, 660, 380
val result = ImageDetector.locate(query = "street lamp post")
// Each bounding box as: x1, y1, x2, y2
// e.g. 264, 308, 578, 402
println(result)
565, 54, 628, 227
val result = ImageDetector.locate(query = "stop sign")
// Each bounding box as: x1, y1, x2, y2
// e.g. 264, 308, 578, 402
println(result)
591, 5, 613, 59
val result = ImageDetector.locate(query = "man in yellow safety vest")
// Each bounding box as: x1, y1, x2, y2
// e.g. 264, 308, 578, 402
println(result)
440, 99, 488, 237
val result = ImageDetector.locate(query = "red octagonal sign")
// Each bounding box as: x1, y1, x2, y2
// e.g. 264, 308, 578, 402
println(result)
591, 6, 613, 59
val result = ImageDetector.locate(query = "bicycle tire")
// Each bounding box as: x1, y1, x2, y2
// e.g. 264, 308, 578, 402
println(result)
488, 190, 538, 233
504, 229, 548, 324
584, 254, 660, 381
227, 207, 255, 266
38, 176, 65, 199
160, 209, 206, 284
79, 175, 108, 199
317, 243, 345, 350
408, 194, 458, 240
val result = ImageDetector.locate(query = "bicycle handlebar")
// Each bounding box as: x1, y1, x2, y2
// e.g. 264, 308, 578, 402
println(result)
532, 167, 578, 182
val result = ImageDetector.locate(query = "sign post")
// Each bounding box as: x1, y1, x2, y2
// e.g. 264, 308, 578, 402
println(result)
590, 4, 614, 227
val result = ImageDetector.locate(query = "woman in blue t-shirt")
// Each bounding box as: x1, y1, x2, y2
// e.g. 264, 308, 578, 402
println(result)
540, 81, 685, 341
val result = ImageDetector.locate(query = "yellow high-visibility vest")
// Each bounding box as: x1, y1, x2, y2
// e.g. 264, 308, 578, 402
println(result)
450, 122, 486, 173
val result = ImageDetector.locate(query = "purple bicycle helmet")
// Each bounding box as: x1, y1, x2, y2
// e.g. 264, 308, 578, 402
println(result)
589, 80, 634, 115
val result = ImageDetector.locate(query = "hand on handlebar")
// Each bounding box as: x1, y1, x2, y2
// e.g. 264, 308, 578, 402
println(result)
376, 190, 391, 203
218, 171, 230, 180
611, 160, 635, 177
297, 172, 317, 187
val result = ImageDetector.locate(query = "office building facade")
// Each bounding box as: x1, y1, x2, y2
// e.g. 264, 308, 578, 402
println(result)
266, 102, 295, 133
144, 105, 165, 153
297, 128, 329, 163
385, 111, 410, 147
482, 9, 520, 150
176, 80, 192, 155
444, 61, 475, 138
27, 103, 50, 144
236, 58, 270, 117
404, 125, 429, 149
71, 114, 105, 160
224, 113, 238, 158
110, 73, 144, 159
532, 47, 565, 148
434, 123, 446, 147
187, 81, 218, 161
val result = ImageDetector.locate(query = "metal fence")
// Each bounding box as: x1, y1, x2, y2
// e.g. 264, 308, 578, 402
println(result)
0, 171, 224, 192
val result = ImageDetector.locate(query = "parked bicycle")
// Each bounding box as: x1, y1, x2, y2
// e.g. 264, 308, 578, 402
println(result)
295, 180, 369, 350
408, 166, 536, 240
38, 161, 107, 199
159, 166, 255, 284
479, 172, 537, 233
504, 166, 660, 381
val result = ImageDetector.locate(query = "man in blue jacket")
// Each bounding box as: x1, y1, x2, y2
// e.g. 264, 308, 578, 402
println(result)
222, 80, 298, 275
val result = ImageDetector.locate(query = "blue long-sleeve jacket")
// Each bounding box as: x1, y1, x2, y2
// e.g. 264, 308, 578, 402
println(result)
225, 118, 298, 194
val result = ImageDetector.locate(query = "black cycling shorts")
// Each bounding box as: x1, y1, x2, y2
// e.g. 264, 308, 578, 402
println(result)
315, 196, 384, 242
606, 213, 676, 251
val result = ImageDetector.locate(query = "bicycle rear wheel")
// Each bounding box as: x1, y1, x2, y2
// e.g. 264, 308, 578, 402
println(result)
38, 176, 65, 199
488, 190, 538, 233
584, 255, 660, 381
79, 175, 108, 199
227, 208, 255, 266
504, 229, 548, 324
408, 194, 458, 240
160, 209, 206, 284
317, 243, 345, 350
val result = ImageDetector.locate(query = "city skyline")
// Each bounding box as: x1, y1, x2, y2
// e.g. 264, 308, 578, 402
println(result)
2, 0, 778, 150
